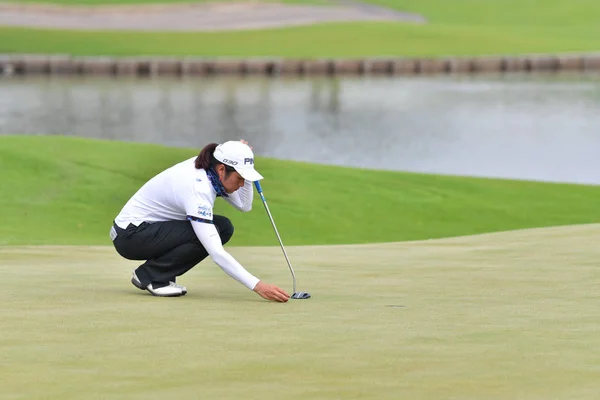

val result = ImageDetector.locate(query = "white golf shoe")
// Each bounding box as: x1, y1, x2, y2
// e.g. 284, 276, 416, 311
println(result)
146, 282, 185, 297
131, 271, 187, 296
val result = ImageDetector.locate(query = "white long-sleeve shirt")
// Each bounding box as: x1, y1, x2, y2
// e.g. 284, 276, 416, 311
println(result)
114, 157, 260, 290
223, 180, 254, 212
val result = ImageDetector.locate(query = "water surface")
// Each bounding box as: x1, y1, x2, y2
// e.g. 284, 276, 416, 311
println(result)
1, 73, 599, 184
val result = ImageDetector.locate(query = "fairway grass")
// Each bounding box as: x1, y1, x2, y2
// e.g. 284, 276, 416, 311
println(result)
1, 224, 599, 399
2, 136, 600, 246
2, 24, 599, 58
2, 0, 600, 57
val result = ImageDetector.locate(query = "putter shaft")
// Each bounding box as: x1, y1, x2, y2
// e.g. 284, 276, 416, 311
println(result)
254, 182, 297, 294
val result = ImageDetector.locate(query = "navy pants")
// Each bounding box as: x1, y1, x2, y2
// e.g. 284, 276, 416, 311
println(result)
111, 216, 234, 288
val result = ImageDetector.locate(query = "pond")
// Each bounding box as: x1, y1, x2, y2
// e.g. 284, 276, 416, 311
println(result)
1, 73, 599, 184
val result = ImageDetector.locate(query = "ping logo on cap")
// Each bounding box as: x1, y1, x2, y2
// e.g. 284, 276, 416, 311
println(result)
244, 158, 254, 165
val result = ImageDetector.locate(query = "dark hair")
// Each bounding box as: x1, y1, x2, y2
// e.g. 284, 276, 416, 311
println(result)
195, 142, 236, 175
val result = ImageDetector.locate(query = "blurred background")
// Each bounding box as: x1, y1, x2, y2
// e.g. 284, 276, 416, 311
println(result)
1, 0, 600, 185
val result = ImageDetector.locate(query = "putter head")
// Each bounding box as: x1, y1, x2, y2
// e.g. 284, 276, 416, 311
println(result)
291, 292, 311, 300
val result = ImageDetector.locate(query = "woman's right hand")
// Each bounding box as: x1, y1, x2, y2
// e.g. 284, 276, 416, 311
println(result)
253, 281, 290, 302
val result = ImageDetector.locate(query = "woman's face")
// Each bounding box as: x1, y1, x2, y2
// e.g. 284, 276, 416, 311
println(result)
217, 164, 245, 193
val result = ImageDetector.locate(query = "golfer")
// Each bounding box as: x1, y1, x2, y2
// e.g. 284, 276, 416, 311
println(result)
110, 140, 290, 302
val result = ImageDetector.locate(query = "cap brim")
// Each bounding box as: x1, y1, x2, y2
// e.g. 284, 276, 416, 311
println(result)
236, 167, 264, 182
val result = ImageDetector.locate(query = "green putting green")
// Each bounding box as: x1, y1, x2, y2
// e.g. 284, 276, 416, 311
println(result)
1, 224, 599, 399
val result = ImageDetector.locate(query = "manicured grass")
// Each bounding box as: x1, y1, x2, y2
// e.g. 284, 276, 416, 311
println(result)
1, 24, 600, 58
367, 0, 600, 26
1, 135, 600, 246
1, 0, 599, 57
1, 225, 599, 399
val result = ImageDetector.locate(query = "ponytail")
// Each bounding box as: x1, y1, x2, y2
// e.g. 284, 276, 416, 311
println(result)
195, 143, 218, 170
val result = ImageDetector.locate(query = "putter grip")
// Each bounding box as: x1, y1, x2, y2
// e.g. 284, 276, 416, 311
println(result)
254, 181, 263, 194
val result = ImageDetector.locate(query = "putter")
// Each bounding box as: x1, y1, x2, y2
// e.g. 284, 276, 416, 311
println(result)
254, 181, 311, 300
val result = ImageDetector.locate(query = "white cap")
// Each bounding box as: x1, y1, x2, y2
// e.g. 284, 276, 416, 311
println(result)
213, 141, 264, 181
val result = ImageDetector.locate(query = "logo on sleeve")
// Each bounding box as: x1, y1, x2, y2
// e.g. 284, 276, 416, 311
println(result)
197, 205, 213, 219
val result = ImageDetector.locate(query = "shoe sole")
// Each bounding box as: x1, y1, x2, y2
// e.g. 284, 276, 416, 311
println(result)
147, 290, 184, 298
131, 276, 145, 291
131, 276, 187, 296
